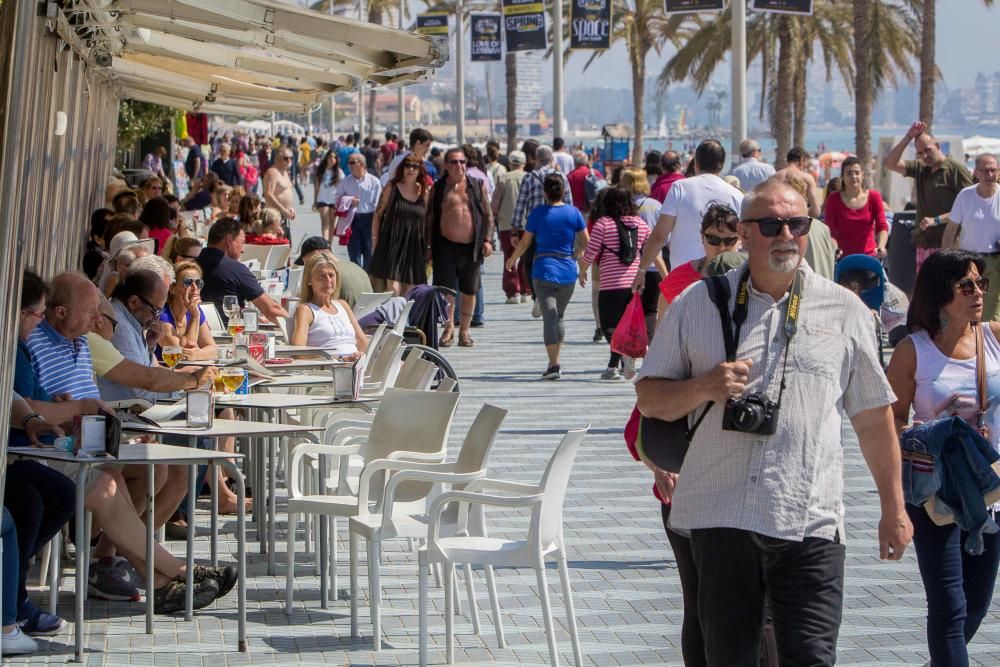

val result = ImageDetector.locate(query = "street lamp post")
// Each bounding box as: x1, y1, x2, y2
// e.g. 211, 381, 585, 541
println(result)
455, 0, 465, 144
398, 0, 405, 136
731, 0, 747, 163
553, 0, 564, 140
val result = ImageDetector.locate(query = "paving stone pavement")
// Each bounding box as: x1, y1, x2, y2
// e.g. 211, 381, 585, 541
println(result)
10, 205, 1000, 665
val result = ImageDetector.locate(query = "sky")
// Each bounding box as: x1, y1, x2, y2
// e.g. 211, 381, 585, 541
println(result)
447, 0, 999, 93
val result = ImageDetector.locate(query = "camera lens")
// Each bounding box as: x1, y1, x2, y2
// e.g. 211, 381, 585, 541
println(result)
732, 402, 765, 432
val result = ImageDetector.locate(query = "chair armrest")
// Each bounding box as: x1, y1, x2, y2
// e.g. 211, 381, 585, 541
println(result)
428, 490, 543, 545
380, 468, 487, 516
464, 478, 540, 496
355, 458, 460, 508
385, 449, 446, 463
288, 441, 363, 499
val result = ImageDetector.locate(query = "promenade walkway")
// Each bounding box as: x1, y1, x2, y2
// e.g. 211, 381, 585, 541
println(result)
9, 203, 1000, 666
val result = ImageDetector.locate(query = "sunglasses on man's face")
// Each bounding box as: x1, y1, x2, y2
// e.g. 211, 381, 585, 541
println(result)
703, 233, 739, 247
742, 216, 812, 238
955, 277, 989, 297
447, 159, 467, 165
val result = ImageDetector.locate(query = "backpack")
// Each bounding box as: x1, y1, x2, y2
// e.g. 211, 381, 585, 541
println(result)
584, 168, 607, 206
613, 217, 639, 265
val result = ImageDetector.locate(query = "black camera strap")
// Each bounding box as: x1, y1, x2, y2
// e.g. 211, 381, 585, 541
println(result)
718, 269, 804, 406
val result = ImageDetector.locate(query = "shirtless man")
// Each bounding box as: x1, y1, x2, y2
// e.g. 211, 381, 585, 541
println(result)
426, 147, 494, 347
773, 146, 821, 217
263, 148, 297, 224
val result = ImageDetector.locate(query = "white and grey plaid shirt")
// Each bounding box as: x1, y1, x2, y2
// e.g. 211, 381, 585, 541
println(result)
638, 262, 895, 542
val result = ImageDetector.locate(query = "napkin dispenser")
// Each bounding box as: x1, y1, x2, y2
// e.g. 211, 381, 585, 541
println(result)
332, 358, 365, 400
186, 390, 214, 429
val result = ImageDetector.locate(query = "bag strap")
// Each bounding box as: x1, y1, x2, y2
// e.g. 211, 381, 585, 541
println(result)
976, 323, 988, 422
684, 275, 731, 440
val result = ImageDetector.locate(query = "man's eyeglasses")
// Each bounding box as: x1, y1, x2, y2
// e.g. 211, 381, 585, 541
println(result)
955, 277, 989, 297
281, 156, 292, 161
22, 308, 45, 322
348, 161, 364, 166
136, 294, 163, 319
447, 159, 467, 165
703, 233, 739, 247
148, 186, 163, 192
742, 216, 812, 238
102, 313, 118, 334
183, 254, 201, 261
182, 277, 204, 289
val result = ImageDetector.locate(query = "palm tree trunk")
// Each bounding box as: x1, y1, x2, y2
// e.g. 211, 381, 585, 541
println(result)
773, 16, 796, 168
792, 57, 807, 149
919, 0, 935, 126
630, 43, 647, 164
853, 0, 874, 179
505, 51, 518, 152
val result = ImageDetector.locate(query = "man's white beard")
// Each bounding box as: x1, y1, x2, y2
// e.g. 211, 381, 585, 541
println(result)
767, 241, 801, 273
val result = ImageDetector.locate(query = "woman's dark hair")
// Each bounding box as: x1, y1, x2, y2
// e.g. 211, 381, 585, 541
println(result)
684, 158, 697, 178
111, 269, 162, 304
169, 237, 203, 264
238, 193, 262, 225
90, 208, 113, 242
390, 154, 429, 198
542, 173, 565, 203
462, 144, 486, 171
907, 249, 985, 338
315, 150, 341, 188
162, 193, 179, 207
139, 197, 173, 230
700, 203, 739, 233
840, 156, 863, 180
644, 150, 663, 176
601, 186, 637, 220
21, 270, 48, 311
588, 187, 609, 226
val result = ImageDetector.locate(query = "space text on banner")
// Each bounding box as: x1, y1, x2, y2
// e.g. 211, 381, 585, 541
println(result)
570, 0, 611, 50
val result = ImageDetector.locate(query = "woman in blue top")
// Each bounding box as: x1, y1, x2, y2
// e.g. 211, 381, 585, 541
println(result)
158, 262, 218, 361
506, 173, 589, 380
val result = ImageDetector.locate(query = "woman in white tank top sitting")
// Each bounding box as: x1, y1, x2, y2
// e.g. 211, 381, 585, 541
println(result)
291, 251, 367, 359
887, 249, 1000, 666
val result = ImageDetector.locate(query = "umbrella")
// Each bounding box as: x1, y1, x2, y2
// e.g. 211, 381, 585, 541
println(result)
818, 151, 852, 167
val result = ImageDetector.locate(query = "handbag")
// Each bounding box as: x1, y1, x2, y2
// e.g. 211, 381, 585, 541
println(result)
633, 275, 728, 473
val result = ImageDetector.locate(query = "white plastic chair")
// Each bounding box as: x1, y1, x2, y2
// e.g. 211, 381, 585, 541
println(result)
241, 243, 273, 266
418, 426, 589, 667
284, 388, 461, 612
286, 266, 304, 296
353, 292, 393, 318
349, 404, 509, 650
202, 302, 226, 335
390, 300, 414, 337
263, 245, 291, 271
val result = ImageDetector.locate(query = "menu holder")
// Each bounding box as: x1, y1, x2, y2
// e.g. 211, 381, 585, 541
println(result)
186, 390, 214, 429
332, 357, 366, 400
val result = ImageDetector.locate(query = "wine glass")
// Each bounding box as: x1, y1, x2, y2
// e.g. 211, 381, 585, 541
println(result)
222, 295, 239, 321
162, 345, 182, 369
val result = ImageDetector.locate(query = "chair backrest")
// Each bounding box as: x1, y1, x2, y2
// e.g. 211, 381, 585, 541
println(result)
280, 316, 293, 342
364, 323, 389, 364
264, 245, 291, 271
353, 291, 393, 317
394, 357, 437, 391
531, 426, 589, 549
390, 300, 414, 336
241, 243, 272, 266
364, 331, 404, 387
366, 387, 460, 464
435, 377, 457, 392
286, 266, 303, 296
202, 302, 226, 334
454, 404, 508, 481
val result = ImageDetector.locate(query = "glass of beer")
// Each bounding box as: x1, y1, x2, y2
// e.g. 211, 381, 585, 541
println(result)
162, 346, 182, 369
221, 368, 245, 394
227, 315, 245, 337
212, 374, 227, 394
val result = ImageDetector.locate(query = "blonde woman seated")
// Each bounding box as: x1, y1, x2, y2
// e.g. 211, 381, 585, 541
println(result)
157, 262, 218, 361
291, 252, 367, 360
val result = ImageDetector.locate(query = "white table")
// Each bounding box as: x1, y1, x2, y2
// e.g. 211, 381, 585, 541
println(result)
123, 419, 323, 573
262, 358, 346, 371
9, 444, 248, 662
273, 344, 337, 357
257, 373, 336, 388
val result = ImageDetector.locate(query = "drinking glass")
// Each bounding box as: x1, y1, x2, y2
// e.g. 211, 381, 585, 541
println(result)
220, 368, 245, 394
222, 295, 239, 320
162, 345, 182, 369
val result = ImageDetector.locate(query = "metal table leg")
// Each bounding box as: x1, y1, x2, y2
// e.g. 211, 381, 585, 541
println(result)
73, 465, 88, 663
221, 460, 248, 652
184, 463, 196, 620
146, 464, 156, 633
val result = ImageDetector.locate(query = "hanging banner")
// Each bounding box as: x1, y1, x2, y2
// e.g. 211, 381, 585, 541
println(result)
502, 0, 547, 52
664, 0, 725, 12
416, 13, 449, 36
750, 0, 813, 14
570, 0, 612, 50
470, 13, 503, 61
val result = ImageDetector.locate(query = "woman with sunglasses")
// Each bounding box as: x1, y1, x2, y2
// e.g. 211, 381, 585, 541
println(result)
657, 203, 742, 324
313, 150, 344, 243
823, 157, 888, 259
157, 262, 217, 361
886, 249, 1000, 666
369, 154, 429, 296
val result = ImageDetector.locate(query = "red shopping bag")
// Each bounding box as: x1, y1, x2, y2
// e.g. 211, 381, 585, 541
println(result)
610, 293, 648, 359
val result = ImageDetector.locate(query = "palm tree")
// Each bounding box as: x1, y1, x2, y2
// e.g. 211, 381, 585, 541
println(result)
584, 1, 688, 163
505, 52, 517, 151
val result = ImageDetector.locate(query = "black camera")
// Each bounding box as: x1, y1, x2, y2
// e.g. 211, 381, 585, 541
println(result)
722, 394, 780, 435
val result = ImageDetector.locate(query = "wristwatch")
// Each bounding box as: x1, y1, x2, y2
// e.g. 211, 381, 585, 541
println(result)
21, 413, 43, 429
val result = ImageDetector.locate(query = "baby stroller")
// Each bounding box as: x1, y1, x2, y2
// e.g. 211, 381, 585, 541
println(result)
835, 254, 894, 368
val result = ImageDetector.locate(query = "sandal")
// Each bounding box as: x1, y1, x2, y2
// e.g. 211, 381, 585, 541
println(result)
458, 333, 474, 348
440, 329, 455, 347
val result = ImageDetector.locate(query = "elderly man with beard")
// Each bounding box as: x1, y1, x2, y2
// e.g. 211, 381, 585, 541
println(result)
634, 179, 911, 666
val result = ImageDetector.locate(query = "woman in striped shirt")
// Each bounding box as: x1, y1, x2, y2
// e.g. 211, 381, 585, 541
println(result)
579, 187, 652, 380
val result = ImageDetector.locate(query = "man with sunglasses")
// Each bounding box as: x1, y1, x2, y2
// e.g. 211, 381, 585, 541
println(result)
333, 153, 383, 269
262, 149, 298, 224
884, 121, 973, 271
633, 140, 743, 293
636, 179, 911, 666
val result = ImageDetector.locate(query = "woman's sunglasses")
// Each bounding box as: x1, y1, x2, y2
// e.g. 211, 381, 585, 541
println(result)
742, 216, 812, 237
955, 277, 989, 297
182, 277, 204, 289
703, 233, 739, 247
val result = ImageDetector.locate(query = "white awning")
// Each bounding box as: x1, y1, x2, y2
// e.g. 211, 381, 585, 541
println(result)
83, 0, 448, 114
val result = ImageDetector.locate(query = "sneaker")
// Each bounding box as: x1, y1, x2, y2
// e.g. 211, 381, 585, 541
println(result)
88, 557, 141, 601
593, 327, 604, 342
1, 626, 38, 655
17, 600, 66, 636
541, 365, 561, 380
112, 555, 144, 588
505, 295, 520, 304
153, 576, 220, 615
193, 564, 238, 598
623, 357, 636, 380
470, 320, 485, 328
521, 294, 530, 303
531, 300, 541, 318
600, 367, 622, 381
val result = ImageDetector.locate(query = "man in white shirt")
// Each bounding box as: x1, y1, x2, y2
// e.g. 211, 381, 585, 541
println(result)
943, 153, 1000, 319
552, 137, 574, 174
334, 154, 383, 269
632, 140, 744, 292
730, 138, 776, 192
